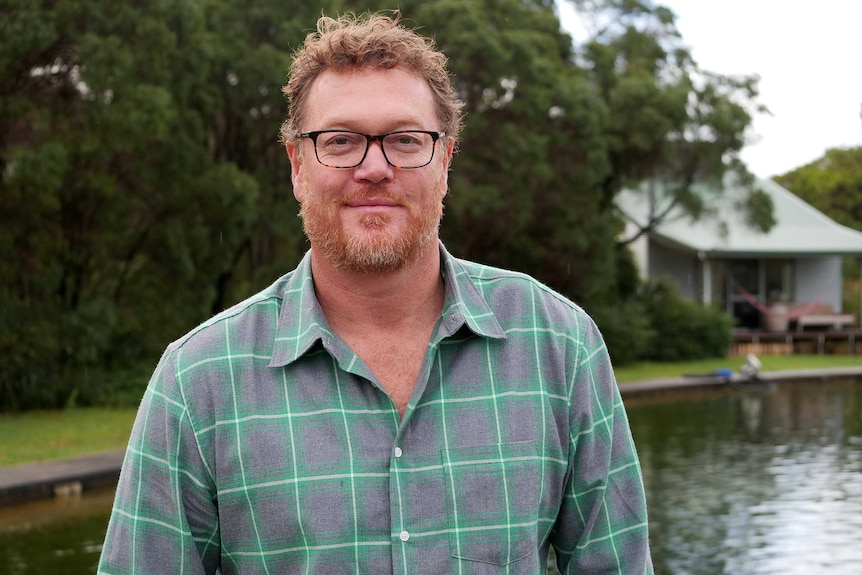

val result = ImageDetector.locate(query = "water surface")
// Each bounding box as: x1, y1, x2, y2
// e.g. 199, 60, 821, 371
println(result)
628, 377, 862, 574
0, 488, 113, 574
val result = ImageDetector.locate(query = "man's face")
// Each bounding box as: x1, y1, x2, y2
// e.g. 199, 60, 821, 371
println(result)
287, 67, 454, 274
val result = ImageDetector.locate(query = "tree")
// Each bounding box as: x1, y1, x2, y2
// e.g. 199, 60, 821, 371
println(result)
775, 146, 862, 231
567, 0, 775, 244
0, 0, 365, 409
1, 0, 213, 407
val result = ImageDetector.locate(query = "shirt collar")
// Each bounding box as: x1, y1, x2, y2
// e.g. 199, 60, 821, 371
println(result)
438, 243, 507, 341
269, 242, 505, 368
268, 252, 332, 368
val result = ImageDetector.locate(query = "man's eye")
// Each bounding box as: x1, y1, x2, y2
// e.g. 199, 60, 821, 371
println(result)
387, 133, 423, 149
322, 134, 357, 147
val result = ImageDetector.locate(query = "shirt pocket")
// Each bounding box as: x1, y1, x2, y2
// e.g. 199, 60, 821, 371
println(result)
441, 441, 542, 566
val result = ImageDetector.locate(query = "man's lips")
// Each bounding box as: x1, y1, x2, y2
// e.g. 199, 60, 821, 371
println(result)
345, 197, 401, 208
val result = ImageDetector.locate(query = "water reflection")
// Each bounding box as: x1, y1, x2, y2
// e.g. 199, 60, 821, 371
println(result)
0, 488, 113, 574
629, 377, 862, 575
1, 378, 861, 574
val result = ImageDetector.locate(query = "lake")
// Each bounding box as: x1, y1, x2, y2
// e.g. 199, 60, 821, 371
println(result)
1, 377, 861, 574
630, 377, 862, 574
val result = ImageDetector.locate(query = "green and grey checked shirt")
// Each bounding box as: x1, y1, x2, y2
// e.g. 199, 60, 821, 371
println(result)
99, 243, 652, 574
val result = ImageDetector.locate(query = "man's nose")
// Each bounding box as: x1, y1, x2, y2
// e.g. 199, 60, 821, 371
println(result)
354, 140, 394, 182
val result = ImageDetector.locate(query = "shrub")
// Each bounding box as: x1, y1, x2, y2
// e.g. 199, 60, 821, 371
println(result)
638, 279, 733, 361
591, 299, 656, 366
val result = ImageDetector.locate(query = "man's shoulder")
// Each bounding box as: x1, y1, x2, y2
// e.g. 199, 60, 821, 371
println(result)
163, 271, 297, 362
449, 256, 589, 325
453, 257, 581, 308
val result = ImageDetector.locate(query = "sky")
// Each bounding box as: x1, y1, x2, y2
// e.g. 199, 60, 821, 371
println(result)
559, 0, 862, 178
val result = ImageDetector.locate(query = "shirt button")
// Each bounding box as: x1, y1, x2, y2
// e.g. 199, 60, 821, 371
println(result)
399, 530, 410, 542
394, 447, 403, 458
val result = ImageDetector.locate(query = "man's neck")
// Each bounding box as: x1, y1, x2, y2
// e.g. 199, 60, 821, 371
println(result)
310, 244, 445, 334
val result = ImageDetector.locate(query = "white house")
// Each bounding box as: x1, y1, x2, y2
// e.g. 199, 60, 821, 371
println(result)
617, 174, 862, 331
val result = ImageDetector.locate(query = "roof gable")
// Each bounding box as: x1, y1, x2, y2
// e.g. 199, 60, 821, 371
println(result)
616, 174, 862, 257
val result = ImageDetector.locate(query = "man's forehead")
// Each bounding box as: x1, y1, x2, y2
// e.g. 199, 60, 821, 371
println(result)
303, 67, 439, 130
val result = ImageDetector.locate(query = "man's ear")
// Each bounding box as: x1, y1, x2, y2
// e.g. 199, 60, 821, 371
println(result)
443, 138, 455, 170
286, 141, 304, 202
440, 138, 456, 198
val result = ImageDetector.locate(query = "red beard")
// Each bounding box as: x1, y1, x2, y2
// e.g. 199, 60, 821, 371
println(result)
299, 180, 444, 274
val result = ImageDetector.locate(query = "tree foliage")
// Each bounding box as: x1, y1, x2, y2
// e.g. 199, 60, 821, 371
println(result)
568, 0, 773, 241
0, 0, 330, 409
775, 146, 862, 231
1, 0, 763, 409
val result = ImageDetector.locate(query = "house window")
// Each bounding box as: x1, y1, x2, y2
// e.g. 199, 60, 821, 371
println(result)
722, 259, 795, 329
765, 260, 794, 304
730, 260, 760, 329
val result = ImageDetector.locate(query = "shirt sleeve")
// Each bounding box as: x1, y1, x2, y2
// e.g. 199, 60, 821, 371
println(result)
551, 315, 653, 574
98, 346, 221, 575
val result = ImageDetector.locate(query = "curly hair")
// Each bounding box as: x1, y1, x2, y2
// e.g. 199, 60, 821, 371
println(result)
280, 11, 464, 145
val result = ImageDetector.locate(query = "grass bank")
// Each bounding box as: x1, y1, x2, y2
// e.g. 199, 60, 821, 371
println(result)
1, 355, 860, 467
0, 407, 137, 467
614, 354, 862, 382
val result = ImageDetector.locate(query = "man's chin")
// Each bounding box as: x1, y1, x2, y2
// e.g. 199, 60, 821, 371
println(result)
301, 197, 443, 275
337, 237, 418, 274
318, 229, 436, 275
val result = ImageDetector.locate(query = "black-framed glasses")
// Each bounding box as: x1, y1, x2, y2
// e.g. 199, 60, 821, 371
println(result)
300, 129, 444, 169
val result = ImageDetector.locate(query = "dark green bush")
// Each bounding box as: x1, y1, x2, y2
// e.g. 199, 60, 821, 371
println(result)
638, 279, 733, 361
591, 299, 656, 366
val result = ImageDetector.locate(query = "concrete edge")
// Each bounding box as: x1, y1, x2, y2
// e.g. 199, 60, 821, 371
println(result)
1, 366, 861, 507
0, 449, 125, 507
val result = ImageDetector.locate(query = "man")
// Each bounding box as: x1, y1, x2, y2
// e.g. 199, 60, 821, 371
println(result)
99, 12, 652, 574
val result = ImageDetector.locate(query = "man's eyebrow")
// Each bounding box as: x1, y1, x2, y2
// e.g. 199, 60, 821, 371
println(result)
311, 116, 431, 132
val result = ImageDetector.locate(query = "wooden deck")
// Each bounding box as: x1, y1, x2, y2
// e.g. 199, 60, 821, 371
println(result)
731, 328, 862, 356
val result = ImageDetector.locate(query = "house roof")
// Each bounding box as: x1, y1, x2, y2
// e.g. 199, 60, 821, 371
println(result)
616, 174, 862, 258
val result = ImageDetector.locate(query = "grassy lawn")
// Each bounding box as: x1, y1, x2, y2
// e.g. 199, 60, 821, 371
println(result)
615, 354, 862, 382
1, 355, 860, 467
0, 407, 137, 467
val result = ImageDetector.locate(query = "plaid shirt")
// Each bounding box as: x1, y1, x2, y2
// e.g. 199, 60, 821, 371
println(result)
99, 243, 652, 574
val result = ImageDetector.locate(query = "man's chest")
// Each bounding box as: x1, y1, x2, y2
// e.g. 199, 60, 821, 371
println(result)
349, 333, 429, 416
205, 351, 571, 574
